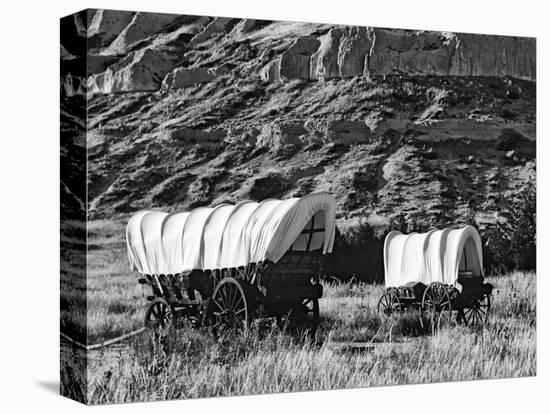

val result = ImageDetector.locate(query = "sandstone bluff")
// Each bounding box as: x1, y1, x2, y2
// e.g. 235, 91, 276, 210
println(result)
61, 10, 536, 243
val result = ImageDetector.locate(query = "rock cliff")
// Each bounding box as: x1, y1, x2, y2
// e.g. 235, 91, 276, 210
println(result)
61, 9, 536, 244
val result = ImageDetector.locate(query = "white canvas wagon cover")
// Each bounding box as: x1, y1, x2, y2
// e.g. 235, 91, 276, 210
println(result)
383, 225, 484, 288
126, 193, 336, 275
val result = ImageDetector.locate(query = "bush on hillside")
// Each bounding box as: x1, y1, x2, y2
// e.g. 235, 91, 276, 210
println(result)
482, 183, 536, 274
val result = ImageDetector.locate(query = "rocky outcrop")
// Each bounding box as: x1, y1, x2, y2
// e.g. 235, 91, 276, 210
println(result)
328, 121, 372, 145
449, 34, 536, 80
259, 59, 281, 82
337, 27, 374, 78
230, 19, 271, 36
87, 9, 135, 46
88, 48, 175, 94
62, 9, 536, 241
162, 67, 215, 89
62, 74, 86, 97
256, 123, 307, 149
255, 120, 375, 147
368, 29, 457, 76
311, 28, 342, 80
279, 36, 320, 80
310, 27, 373, 80
104, 12, 180, 54
266, 28, 536, 82
87, 54, 120, 75
367, 30, 536, 80
190, 17, 239, 45
77, 10, 537, 94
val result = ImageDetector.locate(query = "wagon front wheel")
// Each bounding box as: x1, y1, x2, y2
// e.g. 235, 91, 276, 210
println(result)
208, 277, 250, 336
377, 291, 402, 316
422, 282, 452, 325
463, 294, 491, 326
145, 298, 174, 333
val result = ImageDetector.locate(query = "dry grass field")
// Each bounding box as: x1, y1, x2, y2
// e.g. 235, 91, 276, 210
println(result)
60, 219, 536, 404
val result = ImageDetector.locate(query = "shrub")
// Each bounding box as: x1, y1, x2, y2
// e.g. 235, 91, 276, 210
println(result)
325, 219, 385, 283
482, 182, 536, 273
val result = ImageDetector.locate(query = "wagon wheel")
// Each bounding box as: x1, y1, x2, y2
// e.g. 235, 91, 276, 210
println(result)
207, 277, 250, 336
463, 294, 491, 326
377, 291, 402, 316
422, 282, 453, 325
144, 298, 174, 333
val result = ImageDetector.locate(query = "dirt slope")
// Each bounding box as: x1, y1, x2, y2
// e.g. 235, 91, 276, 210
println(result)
61, 9, 536, 235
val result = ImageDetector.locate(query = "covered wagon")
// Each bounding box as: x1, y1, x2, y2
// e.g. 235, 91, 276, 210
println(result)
378, 225, 493, 325
126, 192, 336, 333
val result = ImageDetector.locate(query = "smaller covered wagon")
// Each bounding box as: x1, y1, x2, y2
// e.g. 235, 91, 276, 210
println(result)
378, 225, 493, 325
126, 193, 336, 334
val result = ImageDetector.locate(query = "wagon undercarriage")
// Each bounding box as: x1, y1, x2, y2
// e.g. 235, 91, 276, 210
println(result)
139, 251, 323, 335
377, 276, 493, 326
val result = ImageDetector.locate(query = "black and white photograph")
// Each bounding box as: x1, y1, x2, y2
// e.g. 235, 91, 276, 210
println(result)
3, 0, 550, 412
58, 6, 539, 405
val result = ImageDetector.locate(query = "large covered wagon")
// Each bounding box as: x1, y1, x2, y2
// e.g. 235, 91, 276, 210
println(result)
126, 193, 336, 334
378, 225, 493, 325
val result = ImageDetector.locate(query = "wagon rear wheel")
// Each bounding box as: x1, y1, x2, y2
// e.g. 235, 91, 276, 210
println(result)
377, 291, 402, 316
463, 294, 491, 326
145, 298, 174, 333
208, 277, 250, 336
422, 282, 452, 325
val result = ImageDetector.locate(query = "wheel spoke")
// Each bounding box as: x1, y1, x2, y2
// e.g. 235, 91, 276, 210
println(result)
219, 285, 229, 310
214, 298, 224, 311
227, 284, 235, 311
232, 295, 244, 313
464, 309, 473, 324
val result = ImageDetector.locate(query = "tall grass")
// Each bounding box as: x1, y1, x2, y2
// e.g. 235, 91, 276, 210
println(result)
60, 219, 536, 404
76, 272, 536, 404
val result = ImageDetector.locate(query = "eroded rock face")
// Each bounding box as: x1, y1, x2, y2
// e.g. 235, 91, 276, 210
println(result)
279, 36, 320, 80
310, 27, 374, 80
338, 27, 374, 78
368, 29, 458, 76
268, 27, 536, 82
62, 74, 86, 97
80, 11, 536, 95
105, 12, 180, 54
162, 67, 214, 89
260, 59, 281, 82
256, 123, 307, 149
328, 121, 373, 145
312, 28, 343, 80
230, 19, 270, 35
449, 34, 536, 80
87, 9, 135, 46
63, 10, 536, 239
88, 48, 175, 94
190, 17, 239, 45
